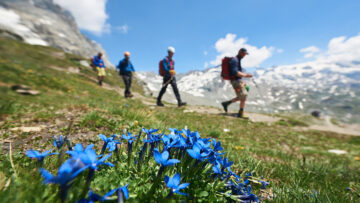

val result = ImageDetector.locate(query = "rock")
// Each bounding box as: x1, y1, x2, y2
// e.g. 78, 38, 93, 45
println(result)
80, 60, 90, 68
10, 126, 42, 132
311, 111, 321, 118
15, 89, 40, 95
11, 84, 31, 91
328, 149, 347, 155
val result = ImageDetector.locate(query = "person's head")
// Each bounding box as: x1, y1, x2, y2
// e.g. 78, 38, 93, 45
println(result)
238, 48, 249, 58
98, 52, 103, 58
167, 46, 175, 58
124, 51, 130, 60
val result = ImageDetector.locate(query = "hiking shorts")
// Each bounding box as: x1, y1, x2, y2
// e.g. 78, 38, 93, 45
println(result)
97, 67, 106, 76
231, 80, 248, 101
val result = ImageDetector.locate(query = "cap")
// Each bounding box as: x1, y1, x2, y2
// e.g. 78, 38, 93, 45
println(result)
167, 46, 175, 53
239, 48, 249, 55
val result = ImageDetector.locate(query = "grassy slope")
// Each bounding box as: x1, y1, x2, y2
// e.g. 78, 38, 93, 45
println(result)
0, 37, 359, 202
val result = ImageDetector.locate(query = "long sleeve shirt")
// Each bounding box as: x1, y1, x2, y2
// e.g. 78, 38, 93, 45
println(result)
118, 59, 135, 75
93, 56, 106, 68
229, 56, 243, 81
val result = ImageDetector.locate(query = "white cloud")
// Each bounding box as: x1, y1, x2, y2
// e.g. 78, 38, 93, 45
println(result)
300, 46, 320, 58
319, 34, 360, 65
114, 24, 129, 34
210, 33, 274, 68
53, 0, 109, 35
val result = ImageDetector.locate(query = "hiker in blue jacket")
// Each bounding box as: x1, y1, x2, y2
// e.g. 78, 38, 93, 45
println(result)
92, 52, 106, 86
221, 48, 253, 118
156, 47, 186, 107
117, 52, 135, 98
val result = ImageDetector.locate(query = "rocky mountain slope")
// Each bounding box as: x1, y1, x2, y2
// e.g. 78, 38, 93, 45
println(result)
0, 0, 113, 67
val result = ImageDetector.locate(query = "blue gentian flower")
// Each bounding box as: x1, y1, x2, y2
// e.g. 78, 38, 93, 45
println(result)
164, 173, 190, 196
212, 138, 224, 152
109, 184, 129, 202
26, 149, 57, 163
77, 188, 117, 203
40, 157, 88, 201
221, 157, 233, 171
162, 134, 180, 150
260, 180, 269, 189
99, 134, 116, 153
67, 144, 114, 170
53, 135, 65, 150
122, 132, 136, 144
153, 148, 180, 167
186, 142, 210, 161
142, 128, 159, 135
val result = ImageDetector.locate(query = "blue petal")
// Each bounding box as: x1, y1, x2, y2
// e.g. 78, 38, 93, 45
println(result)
39, 168, 55, 184
164, 159, 180, 166
154, 150, 162, 164
98, 134, 107, 142
121, 184, 129, 200
177, 183, 190, 190
186, 149, 200, 160
161, 151, 169, 162
172, 173, 181, 187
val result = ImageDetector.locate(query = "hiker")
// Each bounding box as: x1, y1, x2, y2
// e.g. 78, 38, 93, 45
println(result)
117, 51, 135, 98
221, 48, 253, 118
156, 47, 186, 107
92, 52, 106, 86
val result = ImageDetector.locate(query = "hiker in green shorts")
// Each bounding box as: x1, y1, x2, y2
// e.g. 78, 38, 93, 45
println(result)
221, 48, 253, 118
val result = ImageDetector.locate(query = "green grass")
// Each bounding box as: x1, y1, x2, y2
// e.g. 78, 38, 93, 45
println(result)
0, 37, 359, 202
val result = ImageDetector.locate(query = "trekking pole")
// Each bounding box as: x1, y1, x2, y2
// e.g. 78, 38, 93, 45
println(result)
162, 75, 174, 88
251, 78, 273, 114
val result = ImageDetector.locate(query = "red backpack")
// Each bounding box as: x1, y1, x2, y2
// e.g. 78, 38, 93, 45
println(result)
159, 58, 174, 76
221, 57, 236, 80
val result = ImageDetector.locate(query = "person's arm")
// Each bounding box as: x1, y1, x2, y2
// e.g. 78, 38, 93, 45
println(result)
130, 62, 135, 72
163, 58, 170, 72
101, 60, 106, 68
237, 72, 252, 78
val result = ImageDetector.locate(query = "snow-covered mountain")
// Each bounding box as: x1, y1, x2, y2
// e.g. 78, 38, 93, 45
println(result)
0, 0, 113, 67
138, 59, 360, 123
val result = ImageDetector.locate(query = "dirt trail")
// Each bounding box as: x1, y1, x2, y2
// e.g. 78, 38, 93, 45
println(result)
49, 65, 360, 136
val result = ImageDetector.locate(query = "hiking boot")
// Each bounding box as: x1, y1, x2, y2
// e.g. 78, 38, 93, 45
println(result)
157, 101, 164, 107
237, 110, 249, 119
221, 101, 231, 113
178, 102, 187, 107
128, 93, 134, 98
98, 81, 102, 86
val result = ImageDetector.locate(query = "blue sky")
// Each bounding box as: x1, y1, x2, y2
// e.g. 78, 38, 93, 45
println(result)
67, 0, 360, 73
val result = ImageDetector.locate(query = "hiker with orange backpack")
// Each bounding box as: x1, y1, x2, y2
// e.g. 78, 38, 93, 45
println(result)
221, 48, 252, 118
92, 52, 106, 86
117, 51, 135, 98
156, 47, 186, 107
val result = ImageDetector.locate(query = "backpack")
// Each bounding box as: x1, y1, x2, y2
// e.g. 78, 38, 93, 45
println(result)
221, 57, 236, 80
159, 58, 174, 76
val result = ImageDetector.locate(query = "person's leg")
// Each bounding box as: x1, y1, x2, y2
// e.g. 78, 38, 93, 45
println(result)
237, 84, 248, 118
157, 76, 169, 105
170, 77, 184, 106
128, 74, 132, 95
122, 75, 129, 96
222, 80, 241, 112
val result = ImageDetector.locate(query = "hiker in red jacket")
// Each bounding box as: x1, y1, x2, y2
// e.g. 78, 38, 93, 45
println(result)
221, 48, 253, 118
156, 47, 186, 107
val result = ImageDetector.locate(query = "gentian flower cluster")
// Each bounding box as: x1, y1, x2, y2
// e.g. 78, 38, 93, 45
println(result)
24, 128, 266, 202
